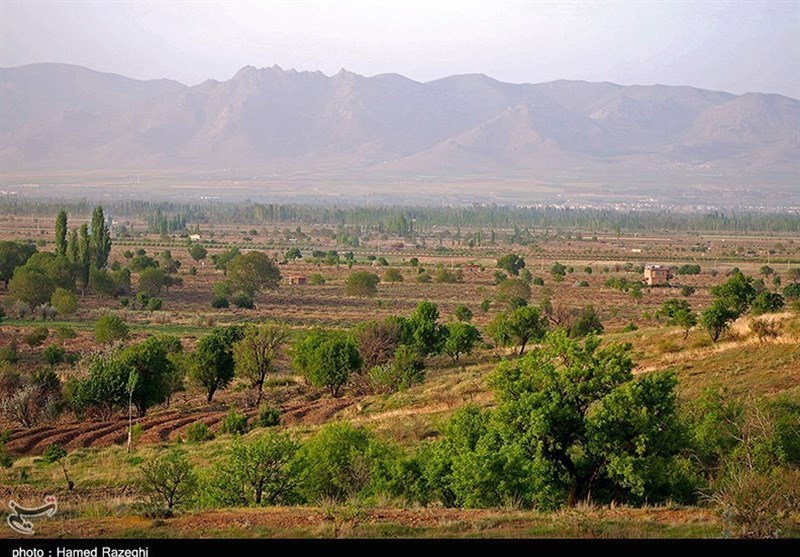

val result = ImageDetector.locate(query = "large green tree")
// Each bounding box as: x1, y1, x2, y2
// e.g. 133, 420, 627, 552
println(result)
226, 252, 281, 296
189, 326, 244, 402
292, 330, 362, 397
0, 240, 37, 287
119, 336, 182, 416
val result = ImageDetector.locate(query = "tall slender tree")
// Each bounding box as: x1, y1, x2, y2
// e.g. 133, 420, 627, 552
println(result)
90, 206, 111, 269
55, 210, 68, 256
78, 224, 91, 294
67, 229, 79, 262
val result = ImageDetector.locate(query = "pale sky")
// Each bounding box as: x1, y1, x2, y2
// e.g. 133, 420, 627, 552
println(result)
1, 0, 798, 98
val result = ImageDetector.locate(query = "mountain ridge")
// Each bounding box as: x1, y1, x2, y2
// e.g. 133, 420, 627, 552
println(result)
1, 63, 798, 196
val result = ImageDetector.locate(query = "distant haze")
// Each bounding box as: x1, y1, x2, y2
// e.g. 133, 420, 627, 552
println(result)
1, 1, 798, 99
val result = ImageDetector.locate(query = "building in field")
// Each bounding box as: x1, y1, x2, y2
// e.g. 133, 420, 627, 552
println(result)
644, 264, 671, 286
289, 275, 307, 285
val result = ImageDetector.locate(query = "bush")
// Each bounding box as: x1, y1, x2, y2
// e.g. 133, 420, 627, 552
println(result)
146, 297, 163, 311
709, 469, 800, 538
383, 268, 404, 283
676, 264, 702, 275
622, 323, 639, 332
220, 409, 249, 436
50, 288, 78, 316
749, 318, 779, 342
140, 450, 197, 511
454, 305, 473, 322
296, 422, 387, 503
24, 327, 49, 348
309, 274, 326, 285
257, 406, 281, 428
532, 276, 544, 286
751, 291, 784, 316
211, 296, 230, 309
94, 315, 129, 344
570, 306, 604, 338
784, 283, 800, 299
415, 271, 432, 283
681, 285, 696, 297
42, 344, 66, 366
185, 422, 214, 443
54, 326, 77, 340
232, 293, 254, 309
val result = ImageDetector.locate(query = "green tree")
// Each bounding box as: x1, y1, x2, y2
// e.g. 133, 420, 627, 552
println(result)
296, 422, 385, 502
9, 265, 56, 308
570, 306, 604, 338
94, 314, 129, 344
408, 301, 447, 357
90, 206, 112, 269
69, 350, 132, 420
345, 271, 380, 296
285, 247, 302, 261
750, 291, 784, 316
211, 247, 241, 274
383, 268, 404, 283
0, 240, 37, 287
226, 251, 281, 296
119, 336, 181, 416
710, 271, 757, 316
233, 324, 289, 406
487, 305, 548, 355
486, 331, 685, 507
495, 278, 532, 309
189, 326, 244, 402
51, 287, 78, 316
673, 309, 698, 339
700, 300, 739, 342
294, 332, 362, 397
55, 210, 68, 257
43, 443, 73, 490
188, 244, 207, 263
454, 305, 473, 322
138, 267, 168, 297
206, 433, 299, 506
140, 450, 197, 511
77, 224, 91, 294
496, 254, 526, 276
442, 322, 481, 363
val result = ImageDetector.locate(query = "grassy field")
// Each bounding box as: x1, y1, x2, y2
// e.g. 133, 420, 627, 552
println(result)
1, 212, 799, 538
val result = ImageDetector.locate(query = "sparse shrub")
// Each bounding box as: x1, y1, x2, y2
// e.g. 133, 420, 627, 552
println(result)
681, 285, 696, 297
709, 469, 800, 538
532, 276, 545, 286
185, 422, 214, 443
309, 273, 326, 285
434, 267, 463, 283
146, 297, 163, 312
577, 280, 589, 287
24, 326, 49, 347
257, 406, 281, 428
42, 344, 66, 366
749, 318, 779, 342
415, 271, 432, 283
383, 268, 404, 283
54, 326, 77, 340
622, 323, 639, 332
570, 306, 604, 338
480, 298, 491, 313
43, 443, 73, 490
221, 408, 249, 436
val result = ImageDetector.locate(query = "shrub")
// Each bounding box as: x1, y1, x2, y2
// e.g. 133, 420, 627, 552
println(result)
257, 406, 281, 428
622, 323, 639, 332
532, 276, 545, 286
749, 318, 779, 342
681, 285, 696, 297
211, 296, 230, 309
43, 443, 73, 490
146, 297, 163, 312
415, 271, 432, 283
24, 327, 49, 348
496, 254, 525, 276
185, 422, 214, 443
383, 268, 404, 283
309, 274, 326, 285
232, 293, 254, 309
54, 326, 77, 340
784, 283, 800, 299
94, 315, 129, 344
454, 305, 473, 322
221, 409, 249, 436
296, 422, 387, 503
495, 278, 531, 309
50, 288, 78, 316
140, 450, 197, 511
709, 469, 800, 538
42, 344, 66, 366
570, 306, 604, 338
676, 264, 702, 275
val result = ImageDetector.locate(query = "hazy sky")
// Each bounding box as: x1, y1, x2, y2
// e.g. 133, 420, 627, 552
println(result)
1, 0, 798, 98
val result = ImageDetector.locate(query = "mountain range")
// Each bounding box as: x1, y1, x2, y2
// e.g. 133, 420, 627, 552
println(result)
1, 63, 798, 204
